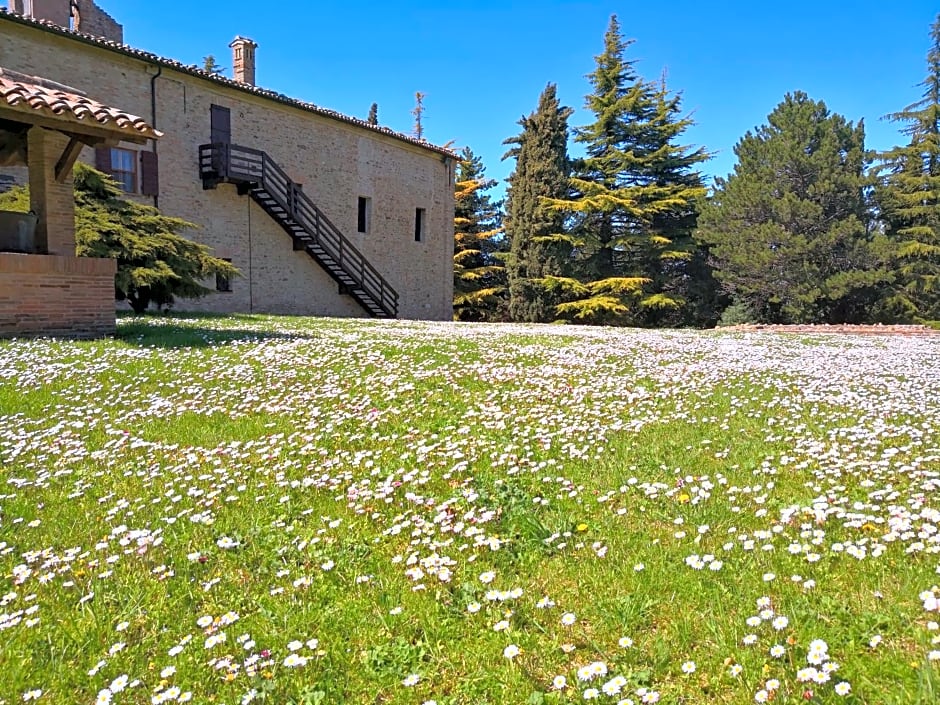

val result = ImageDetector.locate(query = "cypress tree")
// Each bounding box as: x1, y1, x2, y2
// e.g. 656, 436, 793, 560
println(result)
503, 83, 573, 323
453, 147, 506, 321
697, 92, 887, 324
875, 13, 940, 321
548, 16, 709, 325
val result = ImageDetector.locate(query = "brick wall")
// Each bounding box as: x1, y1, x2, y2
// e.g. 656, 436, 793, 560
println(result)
0, 253, 117, 338
0, 19, 455, 321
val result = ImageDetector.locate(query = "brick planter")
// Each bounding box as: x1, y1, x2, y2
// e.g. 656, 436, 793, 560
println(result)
0, 252, 116, 338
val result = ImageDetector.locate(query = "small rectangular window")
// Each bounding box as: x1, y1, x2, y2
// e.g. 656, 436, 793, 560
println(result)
357, 196, 371, 234
109, 147, 138, 193
414, 208, 426, 242
216, 259, 233, 292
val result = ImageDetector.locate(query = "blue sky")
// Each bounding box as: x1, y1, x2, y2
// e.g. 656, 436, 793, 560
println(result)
37, 1, 940, 196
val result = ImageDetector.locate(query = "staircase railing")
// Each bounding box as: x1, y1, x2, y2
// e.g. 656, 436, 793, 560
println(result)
199, 142, 399, 318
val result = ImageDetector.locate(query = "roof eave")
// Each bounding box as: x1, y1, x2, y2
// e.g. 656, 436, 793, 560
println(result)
0, 9, 458, 160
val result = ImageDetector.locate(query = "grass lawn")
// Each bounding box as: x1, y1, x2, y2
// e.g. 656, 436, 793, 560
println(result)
0, 314, 938, 705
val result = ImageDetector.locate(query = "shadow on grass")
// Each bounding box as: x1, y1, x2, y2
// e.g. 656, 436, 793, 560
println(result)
114, 311, 318, 349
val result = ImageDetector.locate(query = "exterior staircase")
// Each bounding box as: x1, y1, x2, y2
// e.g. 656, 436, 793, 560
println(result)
199, 142, 398, 318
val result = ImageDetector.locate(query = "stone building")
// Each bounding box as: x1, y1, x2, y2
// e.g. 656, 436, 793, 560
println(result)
0, 1, 456, 322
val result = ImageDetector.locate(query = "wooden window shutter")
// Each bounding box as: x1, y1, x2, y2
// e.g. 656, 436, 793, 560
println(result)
210, 104, 231, 144
95, 146, 112, 173
140, 151, 159, 196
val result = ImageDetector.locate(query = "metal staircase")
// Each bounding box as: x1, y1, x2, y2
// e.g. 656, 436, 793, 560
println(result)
199, 142, 398, 318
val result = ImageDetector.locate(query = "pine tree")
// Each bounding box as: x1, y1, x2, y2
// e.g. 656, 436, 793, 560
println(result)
453, 147, 506, 321
503, 83, 574, 323
202, 55, 224, 75
0, 164, 239, 314
697, 92, 887, 324
412, 92, 425, 140
548, 16, 709, 325
875, 14, 940, 321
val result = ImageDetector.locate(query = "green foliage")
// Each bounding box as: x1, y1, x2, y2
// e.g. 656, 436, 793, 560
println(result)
452, 147, 507, 321
367, 102, 379, 126
874, 13, 940, 321
503, 83, 575, 323
696, 92, 890, 324
0, 164, 239, 314
717, 300, 757, 327
547, 16, 712, 326
202, 55, 224, 75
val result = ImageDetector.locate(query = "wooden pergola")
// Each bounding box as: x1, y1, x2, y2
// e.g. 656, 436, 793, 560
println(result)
0, 66, 161, 255
0, 67, 161, 337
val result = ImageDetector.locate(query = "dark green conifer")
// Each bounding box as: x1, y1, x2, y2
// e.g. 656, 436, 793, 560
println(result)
875, 13, 940, 321
548, 16, 709, 325
697, 92, 887, 323
453, 147, 506, 321
503, 83, 573, 323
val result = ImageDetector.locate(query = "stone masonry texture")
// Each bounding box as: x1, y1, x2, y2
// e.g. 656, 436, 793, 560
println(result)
0, 14, 456, 321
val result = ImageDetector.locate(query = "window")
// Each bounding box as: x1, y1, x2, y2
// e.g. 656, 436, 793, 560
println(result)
109, 148, 137, 193
95, 147, 159, 196
216, 259, 233, 293
357, 196, 371, 234
414, 208, 426, 242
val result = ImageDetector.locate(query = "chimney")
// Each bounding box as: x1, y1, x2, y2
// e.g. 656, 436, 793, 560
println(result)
13, 0, 71, 28
229, 36, 258, 86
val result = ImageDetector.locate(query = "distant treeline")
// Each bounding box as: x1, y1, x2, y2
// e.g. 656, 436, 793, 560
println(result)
453, 15, 940, 327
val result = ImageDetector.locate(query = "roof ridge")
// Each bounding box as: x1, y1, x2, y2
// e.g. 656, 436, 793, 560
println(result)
0, 8, 457, 159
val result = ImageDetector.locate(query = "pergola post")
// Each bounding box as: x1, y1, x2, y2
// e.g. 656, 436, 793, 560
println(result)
1, 67, 160, 338
27, 126, 76, 255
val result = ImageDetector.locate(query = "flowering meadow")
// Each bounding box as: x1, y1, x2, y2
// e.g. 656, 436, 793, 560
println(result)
1, 315, 939, 705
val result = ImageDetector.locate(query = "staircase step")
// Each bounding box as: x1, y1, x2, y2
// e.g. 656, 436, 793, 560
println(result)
239, 163, 396, 318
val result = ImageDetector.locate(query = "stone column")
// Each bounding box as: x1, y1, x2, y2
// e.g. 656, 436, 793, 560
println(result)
28, 127, 76, 256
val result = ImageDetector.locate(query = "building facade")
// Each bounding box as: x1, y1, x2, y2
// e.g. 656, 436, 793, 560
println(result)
0, 1, 456, 320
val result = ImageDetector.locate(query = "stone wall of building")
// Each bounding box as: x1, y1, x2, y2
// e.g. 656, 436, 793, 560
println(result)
0, 253, 116, 338
0, 17, 454, 321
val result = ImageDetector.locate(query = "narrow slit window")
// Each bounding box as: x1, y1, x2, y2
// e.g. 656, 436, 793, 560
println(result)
414, 208, 426, 242
216, 259, 233, 292
357, 196, 371, 234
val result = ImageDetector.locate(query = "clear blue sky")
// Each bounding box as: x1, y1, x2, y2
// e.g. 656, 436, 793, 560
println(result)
32, 1, 940, 196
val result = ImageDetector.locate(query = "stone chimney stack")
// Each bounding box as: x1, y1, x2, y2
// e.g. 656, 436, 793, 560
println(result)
11, 0, 71, 27
230, 37, 258, 86
10, 1, 124, 43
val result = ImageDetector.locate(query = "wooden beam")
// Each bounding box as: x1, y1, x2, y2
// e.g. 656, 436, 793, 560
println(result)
0, 133, 27, 167
0, 106, 151, 144
54, 136, 84, 183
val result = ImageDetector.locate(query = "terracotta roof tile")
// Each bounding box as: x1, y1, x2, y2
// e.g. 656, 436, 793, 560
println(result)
0, 68, 161, 141
0, 8, 456, 160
